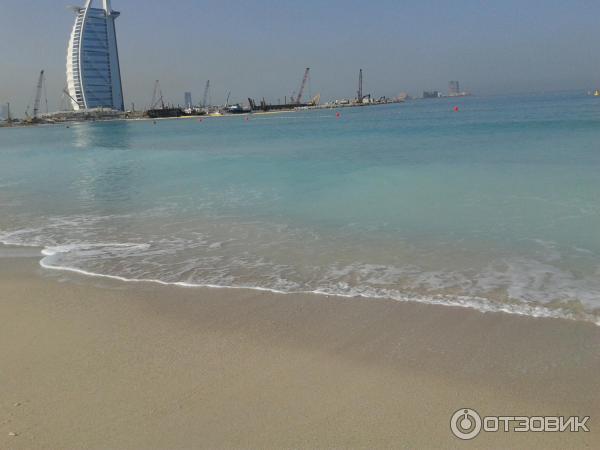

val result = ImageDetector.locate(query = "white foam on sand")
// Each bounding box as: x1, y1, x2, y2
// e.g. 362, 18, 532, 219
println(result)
2, 230, 599, 327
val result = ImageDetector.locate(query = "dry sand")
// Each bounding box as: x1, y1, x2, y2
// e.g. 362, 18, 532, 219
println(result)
1, 249, 599, 449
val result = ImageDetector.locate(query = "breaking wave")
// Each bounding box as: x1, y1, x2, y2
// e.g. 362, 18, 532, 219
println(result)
2, 223, 599, 327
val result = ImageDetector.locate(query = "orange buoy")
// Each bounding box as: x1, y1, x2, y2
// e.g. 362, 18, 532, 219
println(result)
336, 111, 341, 118
453, 106, 459, 112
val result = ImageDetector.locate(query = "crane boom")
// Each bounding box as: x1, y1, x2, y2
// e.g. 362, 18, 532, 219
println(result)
33, 70, 45, 119
150, 80, 164, 109
151, 80, 159, 108
295, 68, 310, 104
63, 87, 78, 106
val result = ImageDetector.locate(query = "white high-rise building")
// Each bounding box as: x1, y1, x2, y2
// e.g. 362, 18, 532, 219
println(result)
66, 0, 124, 111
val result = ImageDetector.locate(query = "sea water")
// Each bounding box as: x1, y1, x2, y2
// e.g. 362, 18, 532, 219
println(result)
1, 92, 600, 324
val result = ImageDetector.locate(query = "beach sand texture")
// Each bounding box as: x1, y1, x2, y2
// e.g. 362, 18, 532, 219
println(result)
1, 252, 600, 449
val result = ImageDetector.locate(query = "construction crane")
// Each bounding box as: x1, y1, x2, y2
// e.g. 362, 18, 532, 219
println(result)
43, 74, 48, 115
32, 70, 45, 119
32, 70, 45, 118
150, 80, 165, 109
294, 68, 310, 104
308, 93, 321, 106
25, 70, 48, 121
25, 70, 46, 121
202, 80, 210, 109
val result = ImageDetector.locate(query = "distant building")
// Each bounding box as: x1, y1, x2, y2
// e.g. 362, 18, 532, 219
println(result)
184, 92, 193, 108
66, 0, 124, 111
423, 91, 441, 99
449, 81, 460, 96
0, 104, 7, 121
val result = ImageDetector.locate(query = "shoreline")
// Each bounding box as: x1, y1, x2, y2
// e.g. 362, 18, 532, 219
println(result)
0, 109, 300, 129
0, 100, 406, 130
3, 240, 596, 328
2, 247, 600, 448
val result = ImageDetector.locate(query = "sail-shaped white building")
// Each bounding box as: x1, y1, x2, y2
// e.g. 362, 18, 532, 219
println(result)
66, 0, 124, 111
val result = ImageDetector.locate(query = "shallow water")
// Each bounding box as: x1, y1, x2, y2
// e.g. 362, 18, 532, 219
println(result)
1, 92, 600, 323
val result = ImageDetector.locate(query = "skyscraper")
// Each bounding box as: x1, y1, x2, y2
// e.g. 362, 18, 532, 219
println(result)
449, 81, 460, 96
184, 92, 193, 108
66, 0, 124, 111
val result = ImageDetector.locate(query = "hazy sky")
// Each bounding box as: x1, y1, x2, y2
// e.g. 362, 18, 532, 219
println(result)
1, 0, 600, 115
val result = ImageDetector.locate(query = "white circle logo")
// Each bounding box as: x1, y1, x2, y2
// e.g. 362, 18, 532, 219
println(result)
450, 408, 482, 440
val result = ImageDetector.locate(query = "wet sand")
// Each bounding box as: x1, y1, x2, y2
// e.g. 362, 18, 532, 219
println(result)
1, 250, 599, 449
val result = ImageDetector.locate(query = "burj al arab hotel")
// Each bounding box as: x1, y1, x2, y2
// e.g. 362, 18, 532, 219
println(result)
66, 0, 124, 111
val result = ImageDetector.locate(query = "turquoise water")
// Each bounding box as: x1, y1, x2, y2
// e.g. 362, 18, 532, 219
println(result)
1, 92, 600, 323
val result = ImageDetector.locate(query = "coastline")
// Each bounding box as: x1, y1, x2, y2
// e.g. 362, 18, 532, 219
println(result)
0, 100, 407, 130
0, 109, 296, 130
1, 247, 599, 448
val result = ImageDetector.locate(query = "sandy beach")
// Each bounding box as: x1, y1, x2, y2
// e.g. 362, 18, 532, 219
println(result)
0, 248, 598, 449
4, 0, 600, 447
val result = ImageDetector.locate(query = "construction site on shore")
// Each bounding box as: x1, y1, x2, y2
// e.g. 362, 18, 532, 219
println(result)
2, 67, 423, 127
